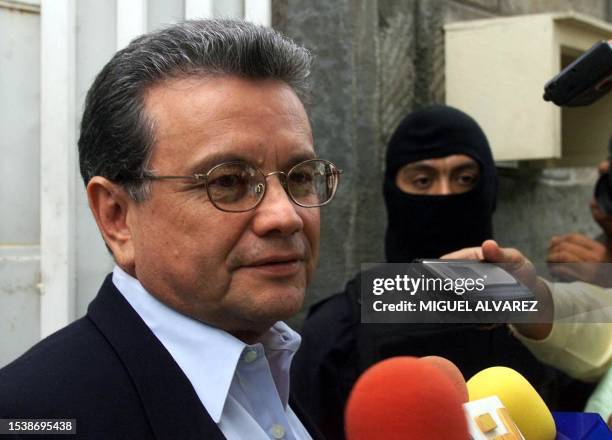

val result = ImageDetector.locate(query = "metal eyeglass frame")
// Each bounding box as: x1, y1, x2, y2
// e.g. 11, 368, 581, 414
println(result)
140, 158, 343, 213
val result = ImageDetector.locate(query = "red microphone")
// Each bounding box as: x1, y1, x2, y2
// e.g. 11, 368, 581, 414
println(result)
344, 356, 469, 440
420, 355, 469, 404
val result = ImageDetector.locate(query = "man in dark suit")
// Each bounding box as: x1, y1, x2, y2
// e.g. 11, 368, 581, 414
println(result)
0, 19, 340, 439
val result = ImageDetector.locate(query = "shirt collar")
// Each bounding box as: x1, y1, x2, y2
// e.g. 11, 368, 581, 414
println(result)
111, 265, 301, 422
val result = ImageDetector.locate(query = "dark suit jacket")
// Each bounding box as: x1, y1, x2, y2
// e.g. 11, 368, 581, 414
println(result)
0, 275, 323, 439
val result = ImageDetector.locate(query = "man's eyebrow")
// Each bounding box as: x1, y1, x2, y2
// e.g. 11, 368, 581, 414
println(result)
188, 149, 318, 174
286, 151, 318, 167
401, 163, 437, 173
188, 153, 249, 174
452, 163, 480, 173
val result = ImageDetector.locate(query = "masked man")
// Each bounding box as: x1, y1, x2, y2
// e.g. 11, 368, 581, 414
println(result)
291, 106, 589, 439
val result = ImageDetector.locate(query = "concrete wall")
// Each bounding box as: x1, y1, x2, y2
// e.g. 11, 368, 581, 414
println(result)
274, 0, 612, 327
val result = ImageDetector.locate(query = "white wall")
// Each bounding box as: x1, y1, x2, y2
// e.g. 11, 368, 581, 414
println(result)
0, 2, 42, 368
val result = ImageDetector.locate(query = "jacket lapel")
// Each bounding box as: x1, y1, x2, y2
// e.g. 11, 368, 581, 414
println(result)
87, 275, 225, 440
88, 274, 326, 440
289, 395, 327, 440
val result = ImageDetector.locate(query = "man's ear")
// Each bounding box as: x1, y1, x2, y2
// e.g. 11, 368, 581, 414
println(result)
86, 176, 136, 272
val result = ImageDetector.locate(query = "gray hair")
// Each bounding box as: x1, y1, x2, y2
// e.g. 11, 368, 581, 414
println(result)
78, 19, 313, 201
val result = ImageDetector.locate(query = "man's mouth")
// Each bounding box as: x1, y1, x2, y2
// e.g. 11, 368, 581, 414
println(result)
238, 254, 305, 277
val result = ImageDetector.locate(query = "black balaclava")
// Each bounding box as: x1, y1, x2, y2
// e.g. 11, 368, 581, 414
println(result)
384, 105, 498, 262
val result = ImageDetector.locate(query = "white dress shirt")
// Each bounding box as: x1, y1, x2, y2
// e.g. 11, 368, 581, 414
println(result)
112, 266, 312, 440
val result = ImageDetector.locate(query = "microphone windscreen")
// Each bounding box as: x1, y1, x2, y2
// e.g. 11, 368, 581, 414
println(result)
420, 355, 469, 403
467, 366, 556, 440
345, 356, 469, 440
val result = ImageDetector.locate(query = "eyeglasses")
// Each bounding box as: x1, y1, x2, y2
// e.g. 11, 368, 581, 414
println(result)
142, 159, 343, 212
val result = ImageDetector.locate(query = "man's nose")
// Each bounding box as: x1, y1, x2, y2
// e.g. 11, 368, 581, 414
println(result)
251, 175, 304, 236
435, 178, 452, 195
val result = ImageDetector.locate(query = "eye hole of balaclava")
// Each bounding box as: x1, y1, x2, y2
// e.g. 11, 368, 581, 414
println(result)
393, 154, 481, 196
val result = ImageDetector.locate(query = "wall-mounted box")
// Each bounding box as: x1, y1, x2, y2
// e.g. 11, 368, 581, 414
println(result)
444, 12, 612, 166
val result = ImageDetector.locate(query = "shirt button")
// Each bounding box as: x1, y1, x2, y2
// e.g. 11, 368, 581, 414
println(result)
243, 348, 258, 363
270, 424, 285, 439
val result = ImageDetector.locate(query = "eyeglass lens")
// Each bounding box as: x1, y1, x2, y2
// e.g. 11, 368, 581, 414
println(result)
206, 160, 338, 212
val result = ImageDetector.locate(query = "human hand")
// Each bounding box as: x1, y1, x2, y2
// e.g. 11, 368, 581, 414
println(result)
442, 240, 553, 339
442, 240, 537, 291
547, 233, 612, 286
548, 233, 610, 263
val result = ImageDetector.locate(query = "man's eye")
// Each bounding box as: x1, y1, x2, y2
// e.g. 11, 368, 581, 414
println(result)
456, 173, 478, 186
210, 173, 244, 188
207, 172, 250, 203
290, 171, 314, 184
412, 176, 432, 188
